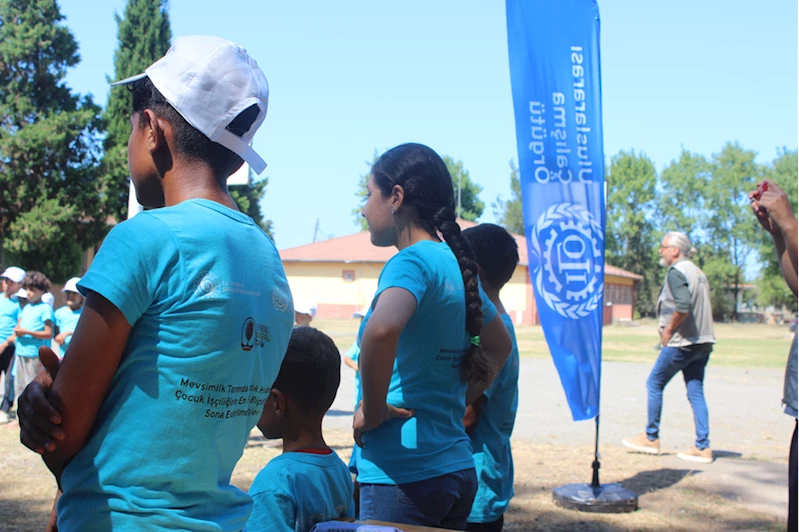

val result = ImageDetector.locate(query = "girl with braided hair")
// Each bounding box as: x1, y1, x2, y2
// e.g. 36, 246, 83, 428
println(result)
353, 143, 512, 529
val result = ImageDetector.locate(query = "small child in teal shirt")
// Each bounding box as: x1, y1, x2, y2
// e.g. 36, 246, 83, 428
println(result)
53, 277, 83, 359
248, 327, 355, 532
462, 224, 521, 532
13, 271, 54, 403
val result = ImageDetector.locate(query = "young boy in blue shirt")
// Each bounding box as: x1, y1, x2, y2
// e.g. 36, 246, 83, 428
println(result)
0, 266, 25, 422
13, 271, 55, 405
53, 277, 83, 359
462, 224, 521, 532
248, 326, 355, 532
17, 36, 295, 531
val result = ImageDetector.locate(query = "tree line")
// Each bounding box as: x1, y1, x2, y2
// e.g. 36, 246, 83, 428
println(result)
0, 0, 271, 283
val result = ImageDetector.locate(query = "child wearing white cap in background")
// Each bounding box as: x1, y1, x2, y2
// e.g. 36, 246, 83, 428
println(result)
16, 36, 294, 531
294, 299, 317, 327
53, 278, 84, 359
0, 267, 25, 423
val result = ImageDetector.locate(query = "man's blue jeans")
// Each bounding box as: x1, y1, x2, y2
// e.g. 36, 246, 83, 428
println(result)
646, 346, 710, 450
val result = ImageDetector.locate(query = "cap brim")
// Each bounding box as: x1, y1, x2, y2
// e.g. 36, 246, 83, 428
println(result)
110, 72, 148, 87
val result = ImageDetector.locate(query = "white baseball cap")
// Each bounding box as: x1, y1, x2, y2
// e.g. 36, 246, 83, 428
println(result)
62, 277, 81, 294
15, 288, 27, 299
112, 36, 270, 174
1, 267, 25, 284
42, 292, 55, 308
294, 299, 317, 318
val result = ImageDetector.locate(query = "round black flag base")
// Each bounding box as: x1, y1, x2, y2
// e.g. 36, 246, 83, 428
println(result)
552, 482, 638, 514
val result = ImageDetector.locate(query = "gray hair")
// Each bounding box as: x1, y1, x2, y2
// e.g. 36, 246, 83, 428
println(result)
665, 231, 697, 259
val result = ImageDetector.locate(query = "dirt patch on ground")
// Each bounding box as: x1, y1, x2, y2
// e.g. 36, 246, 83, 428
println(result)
0, 425, 784, 531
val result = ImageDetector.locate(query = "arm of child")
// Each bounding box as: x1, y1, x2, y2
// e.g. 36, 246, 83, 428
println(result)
14, 322, 52, 339
343, 357, 359, 372
355, 287, 416, 434
463, 394, 488, 434
466, 313, 511, 406
41, 291, 131, 485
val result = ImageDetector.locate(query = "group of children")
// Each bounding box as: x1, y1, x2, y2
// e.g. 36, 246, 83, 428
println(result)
0, 268, 83, 424
11, 36, 520, 532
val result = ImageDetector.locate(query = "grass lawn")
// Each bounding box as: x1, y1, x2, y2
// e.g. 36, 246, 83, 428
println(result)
314, 318, 795, 370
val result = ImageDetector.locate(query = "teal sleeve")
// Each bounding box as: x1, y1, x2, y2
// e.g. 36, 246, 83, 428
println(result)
77, 214, 179, 327
377, 248, 428, 307
247, 490, 295, 532
667, 269, 691, 313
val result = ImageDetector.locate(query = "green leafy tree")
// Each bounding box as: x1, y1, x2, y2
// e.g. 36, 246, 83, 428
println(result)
492, 160, 524, 234
0, 0, 105, 282
605, 150, 660, 316
704, 142, 761, 321
658, 149, 712, 244
101, 0, 171, 222
443, 156, 484, 221
230, 172, 274, 239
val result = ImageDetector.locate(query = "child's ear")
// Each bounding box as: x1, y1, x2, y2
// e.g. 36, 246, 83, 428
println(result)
271, 389, 287, 416
142, 109, 166, 153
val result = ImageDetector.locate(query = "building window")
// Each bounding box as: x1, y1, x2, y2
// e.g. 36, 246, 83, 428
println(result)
342, 270, 356, 282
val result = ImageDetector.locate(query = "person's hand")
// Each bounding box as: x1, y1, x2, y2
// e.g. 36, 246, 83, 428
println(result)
750, 195, 779, 234
353, 402, 414, 448
18, 346, 64, 454
758, 180, 795, 232
54, 332, 68, 345
13, 325, 25, 337
660, 329, 672, 347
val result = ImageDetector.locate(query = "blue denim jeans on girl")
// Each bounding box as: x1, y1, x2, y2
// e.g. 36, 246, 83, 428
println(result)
359, 468, 477, 530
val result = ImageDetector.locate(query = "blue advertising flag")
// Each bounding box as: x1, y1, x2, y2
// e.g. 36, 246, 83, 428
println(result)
506, 0, 606, 421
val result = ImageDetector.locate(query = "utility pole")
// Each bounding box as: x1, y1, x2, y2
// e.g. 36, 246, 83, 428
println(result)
313, 218, 320, 243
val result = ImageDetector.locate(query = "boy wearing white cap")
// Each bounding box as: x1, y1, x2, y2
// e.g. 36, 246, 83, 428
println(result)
17, 36, 294, 531
0, 267, 25, 423
53, 278, 84, 358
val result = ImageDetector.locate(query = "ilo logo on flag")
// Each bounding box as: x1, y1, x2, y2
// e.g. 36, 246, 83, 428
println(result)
529, 203, 604, 320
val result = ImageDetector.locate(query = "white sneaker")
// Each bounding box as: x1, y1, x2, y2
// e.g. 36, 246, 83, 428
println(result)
0, 411, 10, 424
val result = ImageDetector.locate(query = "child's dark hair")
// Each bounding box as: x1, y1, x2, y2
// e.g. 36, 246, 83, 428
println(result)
23, 271, 51, 292
272, 327, 341, 416
463, 224, 520, 289
372, 143, 493, 385
129, 77, 259, 178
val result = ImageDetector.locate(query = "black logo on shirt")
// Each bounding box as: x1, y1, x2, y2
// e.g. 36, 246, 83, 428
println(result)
241, 317, 255, 351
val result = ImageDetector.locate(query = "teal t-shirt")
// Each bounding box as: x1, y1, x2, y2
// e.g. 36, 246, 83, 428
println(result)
356, 241, 497, 485
54, 305, 82, 355
15, 301, 54, 358
58, 199, 294, 532
0, 294, 20, 343
247, 451, 355, 532
468, 314, 520, 523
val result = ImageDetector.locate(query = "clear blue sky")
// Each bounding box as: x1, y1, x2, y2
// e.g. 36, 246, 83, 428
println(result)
60, 0, 798, 251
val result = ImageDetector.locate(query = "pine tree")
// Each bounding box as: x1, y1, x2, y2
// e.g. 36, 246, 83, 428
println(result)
100, 0, 171, 222
0, 0, 105, 281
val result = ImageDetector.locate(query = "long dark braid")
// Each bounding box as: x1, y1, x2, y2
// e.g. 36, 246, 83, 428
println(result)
372, 143, 495, 384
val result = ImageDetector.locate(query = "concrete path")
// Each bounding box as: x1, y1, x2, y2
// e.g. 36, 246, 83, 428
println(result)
326, 357, 793, 518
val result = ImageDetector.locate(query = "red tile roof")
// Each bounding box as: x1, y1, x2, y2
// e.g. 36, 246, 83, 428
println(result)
280, 220, 643, 281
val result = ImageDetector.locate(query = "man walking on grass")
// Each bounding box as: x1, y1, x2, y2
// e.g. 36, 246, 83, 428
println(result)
623, 231, 716, 464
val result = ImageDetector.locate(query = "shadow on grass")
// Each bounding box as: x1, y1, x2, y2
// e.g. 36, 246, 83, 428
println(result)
504, 468, 785, 532
0, 492, 53, 532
